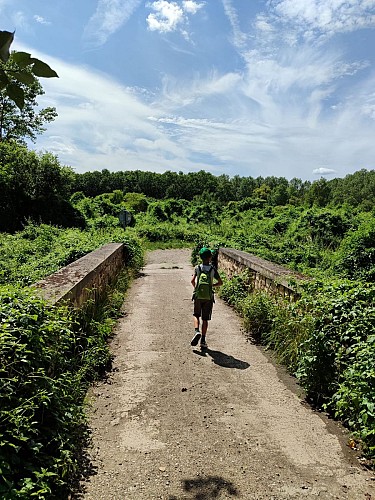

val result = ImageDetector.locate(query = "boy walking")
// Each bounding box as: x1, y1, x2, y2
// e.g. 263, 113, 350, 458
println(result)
191, 247, 223, 349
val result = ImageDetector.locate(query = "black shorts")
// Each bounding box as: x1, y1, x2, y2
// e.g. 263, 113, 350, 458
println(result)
193, 299, 213, 321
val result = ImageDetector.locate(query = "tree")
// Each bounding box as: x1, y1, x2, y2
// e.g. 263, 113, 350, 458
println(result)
330, 169, 375, 210
305, 177, 331, 207
0, 141, 83, 232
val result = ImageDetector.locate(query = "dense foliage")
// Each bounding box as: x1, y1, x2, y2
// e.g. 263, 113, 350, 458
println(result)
0, 289, 84, 498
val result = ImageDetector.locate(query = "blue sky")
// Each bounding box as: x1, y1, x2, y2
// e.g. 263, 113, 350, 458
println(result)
2, 0, 375, 180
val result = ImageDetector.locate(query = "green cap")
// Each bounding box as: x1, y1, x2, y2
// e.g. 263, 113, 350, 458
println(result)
199, 247, 212, 259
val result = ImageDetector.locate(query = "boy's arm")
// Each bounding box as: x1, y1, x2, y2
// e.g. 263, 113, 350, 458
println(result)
212, 268, 223, 288
191, 273, 196, 288
213, 275, 223, 287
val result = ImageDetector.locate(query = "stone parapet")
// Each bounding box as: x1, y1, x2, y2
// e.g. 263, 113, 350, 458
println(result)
218, 247, 309, 300
34, 243, 124, 308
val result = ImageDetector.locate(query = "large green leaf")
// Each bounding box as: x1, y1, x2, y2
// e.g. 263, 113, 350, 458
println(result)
6, 83, 25, 109
10, 51, 33, 68
0, 31, 14, 63
31, 59, 58, 78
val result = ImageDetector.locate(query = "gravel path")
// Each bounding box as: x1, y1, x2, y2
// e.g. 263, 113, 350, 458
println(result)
80, 249, 374, 499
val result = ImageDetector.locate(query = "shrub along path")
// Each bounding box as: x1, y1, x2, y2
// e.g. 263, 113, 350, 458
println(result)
81, 249, 374, 499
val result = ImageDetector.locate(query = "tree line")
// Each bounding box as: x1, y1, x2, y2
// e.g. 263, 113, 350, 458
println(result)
73, 167, 375, 209
1, 140, 375, 233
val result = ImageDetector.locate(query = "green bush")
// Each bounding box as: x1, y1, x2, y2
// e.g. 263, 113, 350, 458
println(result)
296, 281, 375, 404
218, 272, 251, 308
241, 291, 276, 339
332, 334, 375, 456
136, 220, 196, 243
334, 214, 375, 281
0, 287, 85, 498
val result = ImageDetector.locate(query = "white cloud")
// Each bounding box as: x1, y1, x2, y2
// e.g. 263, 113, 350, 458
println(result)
147, 1, 184, 32
34, 15, 51, 26
146, 0, 204, 35
313, 167, 337, 175
83, 0, 142, 47
255, 17, 274, 33
219, 2, 372, 136
183, 0, 204, 15
20, 47, 192, 173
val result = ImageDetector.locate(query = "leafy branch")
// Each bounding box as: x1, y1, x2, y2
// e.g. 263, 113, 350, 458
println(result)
0, 30, 58, 109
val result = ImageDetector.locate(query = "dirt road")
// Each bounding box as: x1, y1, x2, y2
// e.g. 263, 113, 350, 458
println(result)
81, 249, 374, 499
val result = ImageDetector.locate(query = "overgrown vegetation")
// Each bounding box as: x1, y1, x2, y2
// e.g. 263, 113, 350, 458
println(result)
0, 222, 142, 287
0, 248, 142, 498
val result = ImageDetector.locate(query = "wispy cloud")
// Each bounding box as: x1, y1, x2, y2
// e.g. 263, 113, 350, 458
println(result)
219, 1, 373, 134
272, 0, 375, 37
221, 0, 248, 48
160, 71, 242, 108
146, 0, 204, 37
9, 10, 28, 30
83, 0, 142, 48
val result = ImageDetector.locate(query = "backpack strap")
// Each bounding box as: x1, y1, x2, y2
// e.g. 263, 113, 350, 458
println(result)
196, 264, 201, 277
196, 264, 213, 283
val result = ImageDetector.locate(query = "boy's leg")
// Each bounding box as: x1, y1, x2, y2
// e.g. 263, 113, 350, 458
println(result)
200, 300, 213, 348
191, 325, 201, 346
191, 301, 202, 346
193, 315, 200, 330
201, 320, 208, 348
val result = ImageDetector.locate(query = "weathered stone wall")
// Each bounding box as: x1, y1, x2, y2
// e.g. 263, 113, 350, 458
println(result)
218, 247, 309, 300
34, 243, 125, 308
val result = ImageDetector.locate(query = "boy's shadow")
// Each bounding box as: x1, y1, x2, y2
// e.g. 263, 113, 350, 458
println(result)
193, 348, 250, 370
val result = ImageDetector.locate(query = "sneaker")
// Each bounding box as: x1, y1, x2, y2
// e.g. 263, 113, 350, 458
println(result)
200, 340, 208, 350
191, 332, 201, 346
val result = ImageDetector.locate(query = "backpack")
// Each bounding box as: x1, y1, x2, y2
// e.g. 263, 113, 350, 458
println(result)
195, 265, 214, 300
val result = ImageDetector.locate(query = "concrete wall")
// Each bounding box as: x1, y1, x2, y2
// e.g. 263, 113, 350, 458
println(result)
34, 243, 125, 308
218, 247, 309, 300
